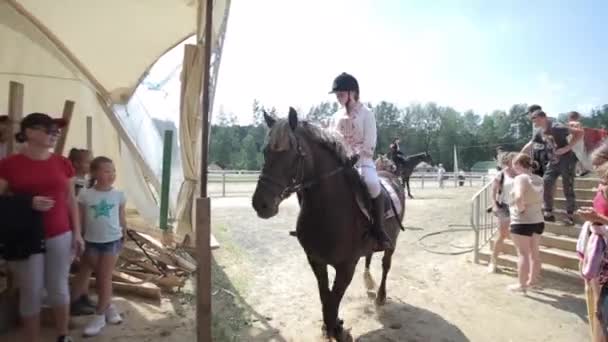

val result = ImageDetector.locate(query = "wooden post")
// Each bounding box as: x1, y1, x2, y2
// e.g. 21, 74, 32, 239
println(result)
86, 116, 93, 152
54, 100, 74, 155
196, 0, 214, 341
196, 197, 211, 342
222, 171, 226, 197
7, 81, 24, 155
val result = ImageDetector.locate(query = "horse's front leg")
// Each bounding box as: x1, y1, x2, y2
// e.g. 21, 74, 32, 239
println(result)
363, 254, 375, 290
307, 256, 331, 336
376, 248, 395, 306
405, 177, 414, 199
328, 260, 358, 340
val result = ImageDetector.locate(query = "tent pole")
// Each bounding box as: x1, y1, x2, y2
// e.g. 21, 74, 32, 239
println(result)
196, 0, 213, 341
54, 100, 75, 155
7, 81, 24, 155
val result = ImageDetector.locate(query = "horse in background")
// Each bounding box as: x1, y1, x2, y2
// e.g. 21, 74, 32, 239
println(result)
385, 151, 433, 199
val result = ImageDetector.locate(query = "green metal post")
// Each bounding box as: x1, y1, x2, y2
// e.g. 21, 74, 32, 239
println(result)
159, 130, 173, 231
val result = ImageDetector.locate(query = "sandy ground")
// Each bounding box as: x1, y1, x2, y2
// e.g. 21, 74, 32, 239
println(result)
0, 183, 589, 342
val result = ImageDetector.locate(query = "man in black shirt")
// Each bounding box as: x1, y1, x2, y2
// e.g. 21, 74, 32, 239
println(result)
521, 110, 583, 224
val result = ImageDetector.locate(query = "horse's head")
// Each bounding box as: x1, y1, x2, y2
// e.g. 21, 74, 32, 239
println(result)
422, 152, 434, 166
375, 154, 397, 173
252, 107, 311, 218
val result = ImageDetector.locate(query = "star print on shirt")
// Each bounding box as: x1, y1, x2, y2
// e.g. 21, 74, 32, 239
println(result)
90, 199, 115, 219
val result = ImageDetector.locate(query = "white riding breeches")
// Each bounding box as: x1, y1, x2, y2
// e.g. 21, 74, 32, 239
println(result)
357, 158, 381, 198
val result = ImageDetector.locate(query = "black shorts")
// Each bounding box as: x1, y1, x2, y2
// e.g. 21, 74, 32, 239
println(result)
510, 223, 544, 236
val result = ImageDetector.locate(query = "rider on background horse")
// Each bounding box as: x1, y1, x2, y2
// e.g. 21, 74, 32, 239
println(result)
329, 72, 392, 250
389, 137, 407, 164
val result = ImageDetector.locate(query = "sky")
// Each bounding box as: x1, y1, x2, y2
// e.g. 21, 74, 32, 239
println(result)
143, 0, 608, 125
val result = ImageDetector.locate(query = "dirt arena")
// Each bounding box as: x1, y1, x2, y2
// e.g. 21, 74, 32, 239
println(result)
2, 182, 589, 341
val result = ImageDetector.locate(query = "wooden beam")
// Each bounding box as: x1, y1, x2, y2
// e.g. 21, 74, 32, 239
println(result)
196, 0, 214, 339
54, 100, 74, 155
199, 0, 213, 198
196, 197, 211, 342
86, 116, 93, 152
7, 81, 24, 155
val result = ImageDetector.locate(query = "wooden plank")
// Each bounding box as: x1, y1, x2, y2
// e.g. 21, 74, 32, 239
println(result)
112, 270, 145, 284
54, 100, 74, 155
120, 270, 184, 291
130, 231, 196, 272
196, 197, 211, 342
87, 277, 161, 300
7, 81, 24, 155
86, 116, 93, 152
119, 256, 162, 275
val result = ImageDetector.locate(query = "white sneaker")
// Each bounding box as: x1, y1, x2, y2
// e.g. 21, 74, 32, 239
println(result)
487, 261, 497, 273
83, 314, 106, 336
105, 304, 123, 324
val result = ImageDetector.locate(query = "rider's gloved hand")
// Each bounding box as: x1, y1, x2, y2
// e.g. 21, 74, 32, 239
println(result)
348, 154, 360, 167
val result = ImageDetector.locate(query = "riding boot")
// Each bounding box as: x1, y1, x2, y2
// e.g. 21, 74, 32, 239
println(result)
371, 195, 392, 251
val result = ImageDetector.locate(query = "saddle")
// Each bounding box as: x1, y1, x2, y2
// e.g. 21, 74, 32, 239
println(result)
355, 177, 404, 221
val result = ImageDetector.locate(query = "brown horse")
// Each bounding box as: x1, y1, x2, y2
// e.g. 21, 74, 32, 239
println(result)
252, 108, 405, 341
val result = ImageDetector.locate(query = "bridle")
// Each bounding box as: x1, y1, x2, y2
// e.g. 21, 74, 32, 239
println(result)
258, 134, 344, 200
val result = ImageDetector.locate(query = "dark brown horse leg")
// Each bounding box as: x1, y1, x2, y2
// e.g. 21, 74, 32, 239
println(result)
376, 248, 395, 306
406, 177, 413, 199
363, 254, 375, 290
307, 256, 331, 335
327, 260, 358, 339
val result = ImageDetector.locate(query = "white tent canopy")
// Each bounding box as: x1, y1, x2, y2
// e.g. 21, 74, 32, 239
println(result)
0, 0, 231, 225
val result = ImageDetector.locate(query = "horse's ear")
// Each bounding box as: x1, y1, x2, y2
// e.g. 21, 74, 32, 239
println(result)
288, 107, 298, 131
263, 110, 276, 128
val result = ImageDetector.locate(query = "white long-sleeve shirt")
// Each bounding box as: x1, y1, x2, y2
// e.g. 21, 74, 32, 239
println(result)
329, 102, 377, 165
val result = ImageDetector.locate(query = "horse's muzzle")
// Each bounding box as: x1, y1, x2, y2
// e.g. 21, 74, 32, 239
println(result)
252, 187, 279, 219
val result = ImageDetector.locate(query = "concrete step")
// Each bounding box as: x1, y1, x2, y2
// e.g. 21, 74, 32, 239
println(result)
572, 177, 600, 190
490, 239, 579, 270
554, 197, 593, 210
557, 188, 596, 201
544, 221, 582, 238
477, 248, 583, 288
539, 233, 577, 251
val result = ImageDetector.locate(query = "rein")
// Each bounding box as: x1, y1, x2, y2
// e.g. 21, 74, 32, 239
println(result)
259, 135, 344, 200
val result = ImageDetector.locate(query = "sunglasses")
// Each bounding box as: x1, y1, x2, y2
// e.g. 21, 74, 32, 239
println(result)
29, 125, 61, 136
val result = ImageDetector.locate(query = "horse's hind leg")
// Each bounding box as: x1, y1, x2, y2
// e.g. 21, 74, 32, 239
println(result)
307, 256, 331, 337
328, 260, 358, 340
376, 248, 395, 306
363, 254, 375, 290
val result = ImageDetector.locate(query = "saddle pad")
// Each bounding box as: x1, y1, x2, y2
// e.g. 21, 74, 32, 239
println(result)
356, 178, 403, 221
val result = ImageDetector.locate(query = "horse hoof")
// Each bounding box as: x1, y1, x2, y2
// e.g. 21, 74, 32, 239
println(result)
375, 292, 387, 306
334, 328, 353, 342
363, 271, 376, 290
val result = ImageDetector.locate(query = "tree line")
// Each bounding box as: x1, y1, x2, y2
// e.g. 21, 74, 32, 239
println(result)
208, 99, 608, 171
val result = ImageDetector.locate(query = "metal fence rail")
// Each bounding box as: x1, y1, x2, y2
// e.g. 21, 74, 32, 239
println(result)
470, 180, 497, 263
207, 169, 493, 197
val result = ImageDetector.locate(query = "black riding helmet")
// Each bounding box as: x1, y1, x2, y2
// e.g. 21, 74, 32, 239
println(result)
329, 72, 359, 94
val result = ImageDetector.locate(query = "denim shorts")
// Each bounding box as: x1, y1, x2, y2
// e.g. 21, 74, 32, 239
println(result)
85, 239, 123, 256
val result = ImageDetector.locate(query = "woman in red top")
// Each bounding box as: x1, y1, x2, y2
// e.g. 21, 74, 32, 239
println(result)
0, 113, 84, 342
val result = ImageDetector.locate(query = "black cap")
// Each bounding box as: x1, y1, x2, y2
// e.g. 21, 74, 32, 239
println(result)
527, 104, 542, 114
329, 72, 359, 94
20, 113, 67, 132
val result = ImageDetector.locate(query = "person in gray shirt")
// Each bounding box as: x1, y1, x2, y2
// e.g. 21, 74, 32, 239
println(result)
521, 110, 584, 225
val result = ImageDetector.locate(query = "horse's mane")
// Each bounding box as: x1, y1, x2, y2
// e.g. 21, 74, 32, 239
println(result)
267, 118, 371, 204
404, 152, 428, 161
